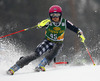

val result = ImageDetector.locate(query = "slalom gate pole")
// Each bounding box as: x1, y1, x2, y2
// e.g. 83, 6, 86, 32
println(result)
0, 25, 38, 39
83, 42, 96, 66
54, 62, 68, 64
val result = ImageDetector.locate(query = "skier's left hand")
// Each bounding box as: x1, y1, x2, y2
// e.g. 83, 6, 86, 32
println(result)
37, 19, 51, 28
77, 29, 85, 43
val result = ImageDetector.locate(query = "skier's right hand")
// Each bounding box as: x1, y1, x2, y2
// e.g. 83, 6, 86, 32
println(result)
37, 19, 51, 28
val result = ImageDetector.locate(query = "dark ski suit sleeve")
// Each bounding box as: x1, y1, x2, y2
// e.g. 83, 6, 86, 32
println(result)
66, 20, 79, 33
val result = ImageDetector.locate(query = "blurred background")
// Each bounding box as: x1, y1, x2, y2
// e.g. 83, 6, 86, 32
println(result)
0, 0, 100, 65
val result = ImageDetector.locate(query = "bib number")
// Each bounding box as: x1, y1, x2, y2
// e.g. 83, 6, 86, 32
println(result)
50, 34, 57, 40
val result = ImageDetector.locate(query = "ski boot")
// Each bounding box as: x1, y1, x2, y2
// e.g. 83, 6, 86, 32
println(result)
35, 66, 46, 72
7, 64, 20, 75
34, 58, 47, 72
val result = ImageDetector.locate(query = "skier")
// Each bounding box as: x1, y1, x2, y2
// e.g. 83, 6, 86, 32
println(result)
7, 5, 85, 75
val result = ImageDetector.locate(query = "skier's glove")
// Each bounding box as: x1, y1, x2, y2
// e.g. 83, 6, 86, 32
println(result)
77, 29, 85, 43
37, 19, 51, 28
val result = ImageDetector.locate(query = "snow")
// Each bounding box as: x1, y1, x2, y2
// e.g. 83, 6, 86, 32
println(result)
0, 64, 100, 81
0, 40, 100, 81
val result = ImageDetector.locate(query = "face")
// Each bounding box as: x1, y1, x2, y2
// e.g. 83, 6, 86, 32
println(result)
52, 17, 60, 22
50, 13, 61, 22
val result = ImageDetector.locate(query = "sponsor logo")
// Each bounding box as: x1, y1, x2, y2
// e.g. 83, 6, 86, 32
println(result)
53, 27, 61, 31
62, 23, 65, 26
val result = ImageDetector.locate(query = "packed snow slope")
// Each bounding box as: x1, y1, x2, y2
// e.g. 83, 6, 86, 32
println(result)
0, 40, 100, 81
0, 65, 100, 81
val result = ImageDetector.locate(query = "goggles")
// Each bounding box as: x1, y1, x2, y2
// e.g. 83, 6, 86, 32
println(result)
50, 13, 61, 18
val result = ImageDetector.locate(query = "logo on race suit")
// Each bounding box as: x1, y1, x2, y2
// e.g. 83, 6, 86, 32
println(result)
62, 23, 65, 26
67, 20, 73, 26
53, 27, 61, 31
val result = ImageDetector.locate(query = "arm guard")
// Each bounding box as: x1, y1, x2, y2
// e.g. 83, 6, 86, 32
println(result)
37, 19, 51, 28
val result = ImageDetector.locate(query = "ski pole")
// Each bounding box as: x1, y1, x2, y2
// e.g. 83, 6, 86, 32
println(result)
0, 19, 51, 39
0, 25, 38, 39
83, 42, 96, 66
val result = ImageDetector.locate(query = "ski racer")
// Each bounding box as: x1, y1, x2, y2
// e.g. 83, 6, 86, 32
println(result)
7, 5, 85, 75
